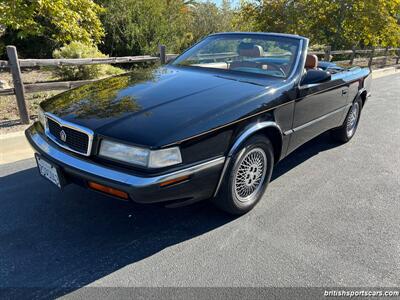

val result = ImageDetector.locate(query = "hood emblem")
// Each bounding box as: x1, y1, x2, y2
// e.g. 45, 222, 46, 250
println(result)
60, 130, 67, 142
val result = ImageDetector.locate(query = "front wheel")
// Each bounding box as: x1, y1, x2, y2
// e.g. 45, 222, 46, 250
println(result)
331, 98, 363, 143
213, 135, 274, 215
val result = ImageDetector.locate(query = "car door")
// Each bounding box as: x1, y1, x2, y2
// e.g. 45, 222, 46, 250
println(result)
287, 77, 349, 154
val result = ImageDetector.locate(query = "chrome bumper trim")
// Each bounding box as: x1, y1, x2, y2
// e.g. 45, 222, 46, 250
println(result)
28, 127, 225, 188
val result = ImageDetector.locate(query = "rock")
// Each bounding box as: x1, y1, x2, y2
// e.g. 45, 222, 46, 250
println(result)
0, 80, 11, 89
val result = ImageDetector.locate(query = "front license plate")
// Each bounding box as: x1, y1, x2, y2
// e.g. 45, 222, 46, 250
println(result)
35, 154, 63, 188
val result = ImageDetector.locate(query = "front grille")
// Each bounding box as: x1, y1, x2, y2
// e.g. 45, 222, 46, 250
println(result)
46, 117, 90, 155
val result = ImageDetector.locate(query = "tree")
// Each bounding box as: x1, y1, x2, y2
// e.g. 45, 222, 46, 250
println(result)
0, 0, 104, 45
100, 0, 192, 56
188, 0, 236, 43
100, 0, 238, 56
340, 0, 400, 47
237, 0, 400, 49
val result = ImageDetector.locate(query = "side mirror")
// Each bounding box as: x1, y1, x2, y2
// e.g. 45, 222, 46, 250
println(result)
301, 69, 331, 85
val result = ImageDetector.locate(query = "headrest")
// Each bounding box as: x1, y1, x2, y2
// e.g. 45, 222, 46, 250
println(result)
305, 54, 318, 69
238, 42, 263, 57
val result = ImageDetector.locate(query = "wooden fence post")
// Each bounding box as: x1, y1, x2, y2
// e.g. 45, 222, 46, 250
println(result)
368, 47, 375, 69
382, 46, 389, 67
349, 46, 356, 65
397, 49, 400, 64
6, 46, 30, 124
159, 45, 166, 64
324, 45, 331, 61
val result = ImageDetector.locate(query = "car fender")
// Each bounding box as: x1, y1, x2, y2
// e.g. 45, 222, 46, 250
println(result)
355, 87, 368, 104
228, 121, 282, 157
213, 121, 282, 197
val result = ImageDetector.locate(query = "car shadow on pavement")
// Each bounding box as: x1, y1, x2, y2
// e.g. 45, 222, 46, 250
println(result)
0, 132, 340, 299
0, 166, 234, 299
271, 132, 341, 181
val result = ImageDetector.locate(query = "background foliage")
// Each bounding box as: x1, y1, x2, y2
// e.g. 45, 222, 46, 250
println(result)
0, 0, 399, 59
98, 0, 192, 56
52, 42, 123, 80
237, 0, 400, 49
0, 0, 105, 58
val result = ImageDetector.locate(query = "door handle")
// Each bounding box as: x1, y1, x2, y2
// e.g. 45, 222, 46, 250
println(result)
342, 89, 348, 95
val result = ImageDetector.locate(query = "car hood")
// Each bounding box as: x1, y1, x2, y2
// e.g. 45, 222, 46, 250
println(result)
41, 66, 281, 147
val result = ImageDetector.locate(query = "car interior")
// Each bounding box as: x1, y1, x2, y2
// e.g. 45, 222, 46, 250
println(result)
191, 42, 292, 77
301, 53, 333, 85
228, 42, 290, 77
305, 54, 318, 70
190, 42, 345, 81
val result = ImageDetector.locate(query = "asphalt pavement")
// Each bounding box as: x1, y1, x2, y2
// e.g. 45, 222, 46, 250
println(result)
0, 74, 399, 299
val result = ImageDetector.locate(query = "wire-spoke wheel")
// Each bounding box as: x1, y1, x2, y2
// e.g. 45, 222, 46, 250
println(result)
213, 134, 274, 215
331, 97, 363, 143
346, 102, 360, 138
233, 148, 267, 203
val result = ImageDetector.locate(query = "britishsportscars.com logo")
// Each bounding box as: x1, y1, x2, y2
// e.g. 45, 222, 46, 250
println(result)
325, 290, 399, 297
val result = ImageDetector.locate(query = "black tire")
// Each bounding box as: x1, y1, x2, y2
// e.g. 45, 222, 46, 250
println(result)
213, 135, 274, 215
331, 97, 363, 143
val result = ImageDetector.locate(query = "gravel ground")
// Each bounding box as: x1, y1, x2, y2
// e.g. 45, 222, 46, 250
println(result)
0, 69, 59, 134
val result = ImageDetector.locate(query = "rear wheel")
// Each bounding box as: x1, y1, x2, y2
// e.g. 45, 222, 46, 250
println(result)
331, 97, 362, 143
213, 135, 274, 215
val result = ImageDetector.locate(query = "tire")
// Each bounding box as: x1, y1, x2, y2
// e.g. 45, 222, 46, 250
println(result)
213, 135, 274, 215
331, 97, 363, 143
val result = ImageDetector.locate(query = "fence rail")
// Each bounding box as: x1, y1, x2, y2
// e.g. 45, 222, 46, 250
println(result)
1, 45, 399, 124
309, 47, 398, 55
310, 47, 400, 68
0, 79, 100, 96
0, 56, 159, 68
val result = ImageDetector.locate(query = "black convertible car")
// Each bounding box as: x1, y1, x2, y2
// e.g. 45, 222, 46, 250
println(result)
26, 32, 371, 214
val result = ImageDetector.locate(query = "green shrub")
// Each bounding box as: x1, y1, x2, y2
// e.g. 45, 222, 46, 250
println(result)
52, 42, 124, 81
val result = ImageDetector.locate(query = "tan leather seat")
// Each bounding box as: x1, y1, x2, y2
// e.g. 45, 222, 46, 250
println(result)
238, 43, 264, 57
305, 54, 318, 69
230, 43, 264, 70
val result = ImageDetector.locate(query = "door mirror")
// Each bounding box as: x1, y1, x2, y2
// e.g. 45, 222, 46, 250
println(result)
301, 69, 331, 85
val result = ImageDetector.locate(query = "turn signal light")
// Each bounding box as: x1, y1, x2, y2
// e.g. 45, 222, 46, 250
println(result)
159, 175, 190, 187
88, 181, 129, 200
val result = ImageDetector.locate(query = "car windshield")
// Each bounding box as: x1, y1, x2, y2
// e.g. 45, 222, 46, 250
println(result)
172, 34, 301, 78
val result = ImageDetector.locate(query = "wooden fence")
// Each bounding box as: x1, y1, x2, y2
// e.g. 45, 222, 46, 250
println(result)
0, 45, 399, 124
310, 46, 400, 67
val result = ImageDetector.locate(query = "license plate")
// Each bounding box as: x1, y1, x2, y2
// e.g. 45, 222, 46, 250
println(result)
35, 154, 64, 188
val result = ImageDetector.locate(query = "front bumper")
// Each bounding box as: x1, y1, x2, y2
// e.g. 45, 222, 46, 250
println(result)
25, 123, 225, 204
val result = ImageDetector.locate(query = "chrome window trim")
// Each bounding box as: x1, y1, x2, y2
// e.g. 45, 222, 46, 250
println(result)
44, 112, 94, 157
28, 126, 225, 188
287, 38, 304, 80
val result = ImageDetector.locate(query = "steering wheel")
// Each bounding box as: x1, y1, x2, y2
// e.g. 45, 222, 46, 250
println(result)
229, 61, 286, 77
263, 63, 286, 77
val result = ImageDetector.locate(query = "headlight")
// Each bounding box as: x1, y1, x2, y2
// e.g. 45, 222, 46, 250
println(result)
38, 107, 46, 128
99, 140, 150, 166
99, 140, 182, 168
148, 147, 182, 168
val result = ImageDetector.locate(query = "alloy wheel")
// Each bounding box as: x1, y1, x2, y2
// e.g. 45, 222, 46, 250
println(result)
346, 102, 360, 137
233, 148, 267, 203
